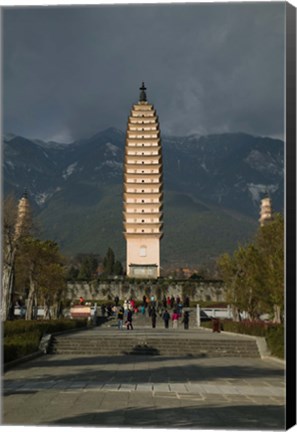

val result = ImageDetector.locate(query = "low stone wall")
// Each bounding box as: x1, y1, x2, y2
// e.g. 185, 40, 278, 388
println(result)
67, 280, 226, 303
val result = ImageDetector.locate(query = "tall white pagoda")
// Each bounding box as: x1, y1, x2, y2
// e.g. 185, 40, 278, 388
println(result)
123, 83, 163, 278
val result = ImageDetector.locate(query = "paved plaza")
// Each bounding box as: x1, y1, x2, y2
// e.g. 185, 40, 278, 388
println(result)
2, 327, 285, 429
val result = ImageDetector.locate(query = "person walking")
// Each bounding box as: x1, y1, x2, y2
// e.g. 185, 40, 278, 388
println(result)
101, 304, 106, 317
117, 307, 124, 330
126, 309, 133, 330
163, 309, 170, 329
172, 310, 179, 329
184, 296, 190, 308
182, 311, 189, 330
151, 308, 157, 328
140, 304, 146, 315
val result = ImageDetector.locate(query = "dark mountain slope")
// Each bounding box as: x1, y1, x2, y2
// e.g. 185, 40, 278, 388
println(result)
3, 129, 283, 267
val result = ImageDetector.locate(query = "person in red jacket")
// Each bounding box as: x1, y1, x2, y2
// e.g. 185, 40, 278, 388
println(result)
172, 310, 179, 329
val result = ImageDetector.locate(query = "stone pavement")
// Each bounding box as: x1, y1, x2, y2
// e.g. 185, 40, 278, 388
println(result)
2, 350, 285, 429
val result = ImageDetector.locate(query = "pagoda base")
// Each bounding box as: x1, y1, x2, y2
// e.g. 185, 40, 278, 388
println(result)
128, 264, 158, 279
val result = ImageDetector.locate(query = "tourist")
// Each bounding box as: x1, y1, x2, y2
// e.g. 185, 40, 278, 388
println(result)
140, 304, 146, 315
101, 304, 106, 317
177, 302, 183, 317
79, 296, 85, 305
114, 295, 119, 306
107, 304, 113, 317
184, 296, 190, 307
126, 309, 133, 330
163, 309, 170, 329
93, 303, 97, 326
117, 307, 124, 330
151, 308, 157, 328
172, 309, 179, 329
182, 311, 189, 330
162, 296, 167, 308
143, 295, 147, 306
123, 300, 128, 317
170, 296, 175, 309
167, 296, 171, 308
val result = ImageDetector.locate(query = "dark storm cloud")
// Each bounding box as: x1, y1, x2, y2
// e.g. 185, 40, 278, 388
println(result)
3, 3, 285, 142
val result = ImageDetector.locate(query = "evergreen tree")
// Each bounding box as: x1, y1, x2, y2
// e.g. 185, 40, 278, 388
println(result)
103, 248, 115, 275
78, 255, 98, 280
113, 260, 123, 276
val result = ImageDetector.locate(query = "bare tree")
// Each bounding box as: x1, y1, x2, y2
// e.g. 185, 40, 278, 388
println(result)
2, 193, 33, 321
2, 195, 17, 320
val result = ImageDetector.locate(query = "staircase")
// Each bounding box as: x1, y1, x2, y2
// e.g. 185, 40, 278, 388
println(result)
48, 310, 260, 358
49, 334, 260, 358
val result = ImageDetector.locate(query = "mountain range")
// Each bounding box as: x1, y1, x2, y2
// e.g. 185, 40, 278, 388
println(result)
3, 129, 284, 269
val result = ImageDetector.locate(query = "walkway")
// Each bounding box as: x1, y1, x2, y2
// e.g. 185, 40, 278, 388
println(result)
3, 328, 285, 429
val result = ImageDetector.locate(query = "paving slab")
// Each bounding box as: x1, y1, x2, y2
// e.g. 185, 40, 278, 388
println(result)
2, 350, 285, 429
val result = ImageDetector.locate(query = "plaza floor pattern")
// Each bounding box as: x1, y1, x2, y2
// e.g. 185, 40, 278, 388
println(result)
2, 326, 285, 429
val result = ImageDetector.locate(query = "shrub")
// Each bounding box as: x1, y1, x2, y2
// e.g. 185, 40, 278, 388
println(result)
3, 319, 86, 337
4, 319, 87, 363
201, 319, 284, 358
266, 325, 284, 359
4, 331, 41, 363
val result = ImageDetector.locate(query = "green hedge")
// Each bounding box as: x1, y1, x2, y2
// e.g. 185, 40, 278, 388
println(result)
4, 332, 41, 363
3, 318, 87, 337
4, 319, 87, 364
201, 319, 284, 359
266, 324, 284, 359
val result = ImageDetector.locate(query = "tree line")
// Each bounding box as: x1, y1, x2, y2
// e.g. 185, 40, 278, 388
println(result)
217, 213, 284, 323
2, 195, 123, 321
66, 247, 123, 281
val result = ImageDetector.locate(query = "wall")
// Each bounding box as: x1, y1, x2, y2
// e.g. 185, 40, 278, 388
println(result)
67, 280, 226, 303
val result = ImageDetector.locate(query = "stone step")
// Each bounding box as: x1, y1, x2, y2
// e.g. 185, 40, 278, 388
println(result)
49, 335, 260, 358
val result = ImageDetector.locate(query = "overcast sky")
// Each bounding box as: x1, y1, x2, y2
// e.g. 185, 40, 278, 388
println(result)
3, 2, 285, 142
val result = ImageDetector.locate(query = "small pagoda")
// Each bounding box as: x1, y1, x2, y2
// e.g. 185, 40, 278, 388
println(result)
15, 189, 30, 239
259, 193, 273, 227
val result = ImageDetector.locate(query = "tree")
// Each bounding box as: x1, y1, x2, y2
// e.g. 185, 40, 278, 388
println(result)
113, 260, 123, 276
67, 265, 79, 281
77, 255, 98, 280
15, 238, 66, 320
254, 214, 284, 323
217, 213, 284, 322
217, 252, 241, 321
103, 248, 115, 275
2, 193, 33, 320
2, 195, 18, 321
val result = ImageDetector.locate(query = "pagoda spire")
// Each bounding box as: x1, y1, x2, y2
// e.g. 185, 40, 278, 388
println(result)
22, 187, 28, 199
139, 82, 147, 102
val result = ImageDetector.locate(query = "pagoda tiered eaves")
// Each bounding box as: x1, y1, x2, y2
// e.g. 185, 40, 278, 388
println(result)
123, 84, 164, 278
